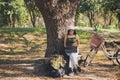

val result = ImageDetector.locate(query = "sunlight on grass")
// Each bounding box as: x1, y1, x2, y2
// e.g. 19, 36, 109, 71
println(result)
76, 30, 91, 44
0, 27, 119, 60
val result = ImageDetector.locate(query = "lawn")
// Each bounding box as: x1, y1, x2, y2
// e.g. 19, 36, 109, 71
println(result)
0, 27, 120, 80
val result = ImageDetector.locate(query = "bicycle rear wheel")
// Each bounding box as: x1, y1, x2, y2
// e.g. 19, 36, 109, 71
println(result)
116, 49, 120, 65
103, 42, 117, 55
84, 47, 98, 66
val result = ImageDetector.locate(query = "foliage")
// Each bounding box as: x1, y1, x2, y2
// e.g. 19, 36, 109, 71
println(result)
0, 0, 30, 27
24, 0, 41, 27
0, 27, 46, 35
76, 0, 120, 30
0, 0, 43, 27
77, 0, 101, 27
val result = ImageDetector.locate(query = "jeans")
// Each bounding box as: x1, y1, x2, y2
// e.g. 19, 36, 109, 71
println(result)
66, 50, 79, 69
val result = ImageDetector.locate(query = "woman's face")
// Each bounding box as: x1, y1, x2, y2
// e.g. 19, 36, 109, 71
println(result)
69, 30, 74, 35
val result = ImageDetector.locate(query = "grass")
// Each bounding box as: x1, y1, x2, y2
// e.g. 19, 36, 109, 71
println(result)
0, 27, 90, 40
0, 27, 120, 79
0, 27, 46, 35
76, 29, 91, 44
0, 27, 119, 56
0, 27, 46, 56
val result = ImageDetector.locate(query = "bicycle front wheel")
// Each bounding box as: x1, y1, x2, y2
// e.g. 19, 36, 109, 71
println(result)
116, 49, 120, 65
84, 47, 98, 66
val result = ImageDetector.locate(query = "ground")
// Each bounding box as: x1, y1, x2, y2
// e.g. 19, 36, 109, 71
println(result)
0, 27, 120, 80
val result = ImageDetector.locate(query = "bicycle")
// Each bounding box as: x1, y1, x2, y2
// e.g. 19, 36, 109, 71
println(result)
83, 33, 120, 66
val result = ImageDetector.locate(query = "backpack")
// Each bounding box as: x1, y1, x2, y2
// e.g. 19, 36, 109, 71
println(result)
46, 55, 66, 78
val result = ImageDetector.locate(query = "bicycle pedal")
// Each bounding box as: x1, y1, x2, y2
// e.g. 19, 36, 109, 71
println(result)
85, 63, 92, 66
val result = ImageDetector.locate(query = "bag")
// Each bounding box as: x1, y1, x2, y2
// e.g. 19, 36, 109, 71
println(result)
46, 64, 65, 78
46, 55, 66, 78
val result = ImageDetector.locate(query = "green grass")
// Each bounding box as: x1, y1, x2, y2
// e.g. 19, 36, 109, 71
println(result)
0, 27, 47, 55
0, 27, 46, 35
1, 27, 119, 45
76, 30, 91, 44
0, 27, 91, 44
0, 27, 119, 56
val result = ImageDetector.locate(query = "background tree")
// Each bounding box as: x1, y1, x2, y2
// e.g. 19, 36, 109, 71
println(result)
35, 0, 82, 57
24, 0, 40, 27
78, 0, 101, 27
98, 0, 120, 29
0, 0, 29, 27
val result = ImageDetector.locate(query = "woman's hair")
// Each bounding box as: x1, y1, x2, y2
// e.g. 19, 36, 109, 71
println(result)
67, 29, 76, 35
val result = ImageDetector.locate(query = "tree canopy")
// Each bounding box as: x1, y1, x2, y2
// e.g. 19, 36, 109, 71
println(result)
0, 0, 42, 27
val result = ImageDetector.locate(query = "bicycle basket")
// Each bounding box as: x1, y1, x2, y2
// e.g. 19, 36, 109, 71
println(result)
90, 34, 103, 48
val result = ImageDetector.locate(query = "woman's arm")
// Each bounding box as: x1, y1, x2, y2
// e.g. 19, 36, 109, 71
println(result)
64, 35, 67, 48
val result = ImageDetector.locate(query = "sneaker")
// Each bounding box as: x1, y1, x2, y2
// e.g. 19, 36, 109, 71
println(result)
68, 68, 74, 76
77, 67, 84, 73
73, 68, 79, 75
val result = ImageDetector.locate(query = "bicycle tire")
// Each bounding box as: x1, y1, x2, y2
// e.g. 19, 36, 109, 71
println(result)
116, 49, 120, 65
84, 47, 98, 66
103, 42, 118, 55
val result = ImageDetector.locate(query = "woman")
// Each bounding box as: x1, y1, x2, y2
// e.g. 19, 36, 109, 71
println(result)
64, 26, 83, 76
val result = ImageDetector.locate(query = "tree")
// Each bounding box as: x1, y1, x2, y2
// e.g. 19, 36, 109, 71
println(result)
117, 13, 120, 30
0, 0, 29, 27
0, 0, 14, 27
24, 0, 40, 27
35, 0, 82, 57
101, 0, 115, 27
103, 0, 120, 29
78, 0, 101, 27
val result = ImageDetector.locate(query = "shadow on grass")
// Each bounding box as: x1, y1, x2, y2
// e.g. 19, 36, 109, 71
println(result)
0, 42, 46, 55
85, 63, 120, 78
0, 58, 49, 77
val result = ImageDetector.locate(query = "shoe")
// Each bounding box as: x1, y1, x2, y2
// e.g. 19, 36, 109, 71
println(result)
68, 68, 74, 76
77, 66, 84, 73
73, 68, 78, 74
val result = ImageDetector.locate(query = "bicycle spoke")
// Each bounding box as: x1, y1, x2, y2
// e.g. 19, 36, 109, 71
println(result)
116, 49, 120, 65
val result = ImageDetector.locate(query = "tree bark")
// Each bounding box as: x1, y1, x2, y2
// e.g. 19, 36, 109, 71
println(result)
103, 9, 107, 28
87, 12, 93, 27
118, 20, 120, 30
108, 13, 112, 25
12, 12, 16, 28
29, 11, 36, 27
35, 0, 82, 57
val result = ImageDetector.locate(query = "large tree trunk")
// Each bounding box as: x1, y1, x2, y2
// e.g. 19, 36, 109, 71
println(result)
35, 0, 82, 57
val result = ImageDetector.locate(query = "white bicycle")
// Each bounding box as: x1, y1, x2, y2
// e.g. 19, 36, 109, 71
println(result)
83, 35, 120, 66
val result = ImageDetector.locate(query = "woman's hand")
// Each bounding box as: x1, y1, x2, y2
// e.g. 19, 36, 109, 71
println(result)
64, 45, 66, 48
